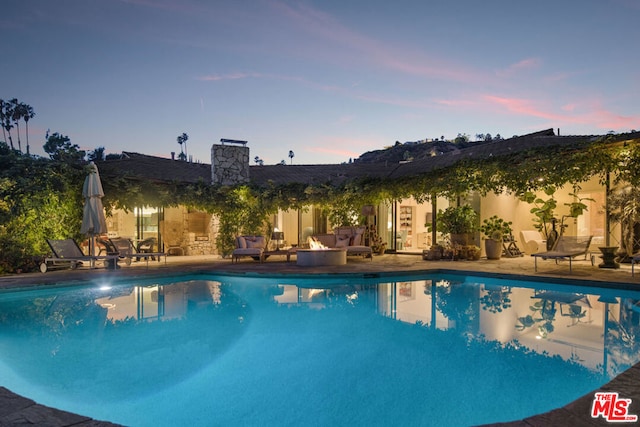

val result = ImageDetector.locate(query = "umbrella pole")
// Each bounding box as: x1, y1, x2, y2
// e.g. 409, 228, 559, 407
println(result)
90, 235, 95, 268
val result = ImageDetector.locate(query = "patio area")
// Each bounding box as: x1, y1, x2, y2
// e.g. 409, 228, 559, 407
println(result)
1, 253, 639, 426
1, 251, 639, 291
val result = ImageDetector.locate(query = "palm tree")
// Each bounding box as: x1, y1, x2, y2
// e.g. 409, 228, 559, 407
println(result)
22, 103, 35, 155
1, 99, 16, 150
11, 100, 25, 152
288, 150, 294, 165
177, 132, 188, 161
0, 100, 7, 145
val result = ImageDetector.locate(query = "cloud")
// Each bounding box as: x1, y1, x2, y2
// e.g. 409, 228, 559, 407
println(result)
269, 1, 478, 84
496, 58, 541, 78
198, 72, 263, 81
484, 95, 567, 121
483, 94, 640, 131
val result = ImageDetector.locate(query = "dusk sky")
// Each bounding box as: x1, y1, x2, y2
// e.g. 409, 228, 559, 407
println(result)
2, 0, 639, 165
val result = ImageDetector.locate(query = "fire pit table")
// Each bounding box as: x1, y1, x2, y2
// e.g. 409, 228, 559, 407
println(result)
296, 248, 347, 266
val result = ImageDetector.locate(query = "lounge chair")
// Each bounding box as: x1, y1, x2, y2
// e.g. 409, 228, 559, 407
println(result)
232, 236, 265, 263
531, 235, 594, 273
102, 237, 167, 267
40, 238, 119, 273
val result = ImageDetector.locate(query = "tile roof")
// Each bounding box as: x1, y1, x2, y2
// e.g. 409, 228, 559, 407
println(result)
99, 152, 211, 184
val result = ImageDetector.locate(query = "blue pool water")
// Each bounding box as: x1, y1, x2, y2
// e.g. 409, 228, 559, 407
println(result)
1, 273, 639, 426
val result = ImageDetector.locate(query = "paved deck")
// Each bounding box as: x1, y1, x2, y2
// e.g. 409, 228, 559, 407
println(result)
1, 253, 639, 426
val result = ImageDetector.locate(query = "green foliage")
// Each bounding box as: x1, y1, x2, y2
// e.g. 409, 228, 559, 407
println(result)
2, 124, 640, 272
566, 187, 594, 218
0, 143, 84, 273
523, 187, 557, 239
607, 186, 640, 256
44, 132, 85, 162
436, 205, 478, 234
479, 215, 513, 240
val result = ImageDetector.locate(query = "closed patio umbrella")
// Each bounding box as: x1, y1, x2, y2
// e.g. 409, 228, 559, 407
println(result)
81, 162, 108, 265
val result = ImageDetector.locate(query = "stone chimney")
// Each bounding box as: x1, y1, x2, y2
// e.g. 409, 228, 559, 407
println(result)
211, 139, 250, 185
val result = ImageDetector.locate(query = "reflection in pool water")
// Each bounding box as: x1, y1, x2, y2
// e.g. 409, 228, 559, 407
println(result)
0, 273, 639, 426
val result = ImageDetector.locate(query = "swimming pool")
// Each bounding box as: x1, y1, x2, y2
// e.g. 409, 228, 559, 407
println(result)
0, 272, 639, 426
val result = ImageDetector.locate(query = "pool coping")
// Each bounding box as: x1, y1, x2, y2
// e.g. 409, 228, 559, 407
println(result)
1, 255, 640, 425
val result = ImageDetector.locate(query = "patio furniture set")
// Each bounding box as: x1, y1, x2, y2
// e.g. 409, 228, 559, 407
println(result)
232, 226, 373, 264
40, 237, 167, 273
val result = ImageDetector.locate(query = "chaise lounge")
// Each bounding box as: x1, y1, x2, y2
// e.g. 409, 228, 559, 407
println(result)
531, 235, 593, 273
40, 238, 119, 273
99, 237, 167, 267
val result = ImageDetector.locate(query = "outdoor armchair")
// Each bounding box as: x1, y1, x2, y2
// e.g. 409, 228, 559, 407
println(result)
232, 236, 265, 263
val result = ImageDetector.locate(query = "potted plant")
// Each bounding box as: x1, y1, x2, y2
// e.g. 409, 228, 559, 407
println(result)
436, 205, 478, 245
368, 224, 387, 255
423, 244, 444, 260
479, 215, 513, 260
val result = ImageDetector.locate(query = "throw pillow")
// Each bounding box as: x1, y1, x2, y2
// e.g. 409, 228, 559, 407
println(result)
352, 232, 363, 246
245, 237, 261, 249
236, 236, 247, 249
336, 235, 350, 248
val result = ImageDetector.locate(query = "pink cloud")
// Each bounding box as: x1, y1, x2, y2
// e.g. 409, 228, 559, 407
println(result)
484, 95, 568, 121
483, 94, 640, 131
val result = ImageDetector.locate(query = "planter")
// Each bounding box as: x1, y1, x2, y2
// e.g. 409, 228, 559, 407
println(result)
484, 239, 502, 260
450, 233, 473, 246
423, 246, 443, 260
598, 246, 620, 269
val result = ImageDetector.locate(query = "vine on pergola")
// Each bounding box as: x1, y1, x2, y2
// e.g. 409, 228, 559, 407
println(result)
101, 135, 639, 253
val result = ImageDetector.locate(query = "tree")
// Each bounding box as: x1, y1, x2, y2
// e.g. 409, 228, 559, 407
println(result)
0, 142, 85, 273
454, 133, 469, 144
88, 147, 105, 162
0, 99, 35, 153
177, 132, 188, 161
44, 132, 85, 162
288, 150, 294, 165
11, 99, 24, 152
0, 99, 16, 150
0, 100, 6, 144
22, 103, 35, 155
254, 156, 264, 166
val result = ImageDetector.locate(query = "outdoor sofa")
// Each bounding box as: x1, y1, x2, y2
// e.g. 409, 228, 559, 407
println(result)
310, 226, 372, 259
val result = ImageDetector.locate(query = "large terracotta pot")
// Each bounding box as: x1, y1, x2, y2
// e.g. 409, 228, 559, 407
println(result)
485, 239, 502, 260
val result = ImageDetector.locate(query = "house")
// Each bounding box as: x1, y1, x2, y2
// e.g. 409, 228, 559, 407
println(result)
97, 129, 640, 257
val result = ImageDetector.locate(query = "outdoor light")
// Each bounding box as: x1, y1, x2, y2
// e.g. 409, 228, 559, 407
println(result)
271, 230, 284, 250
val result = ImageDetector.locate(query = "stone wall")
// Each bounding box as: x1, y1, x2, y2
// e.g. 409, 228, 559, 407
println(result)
211, 144, 249, 185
